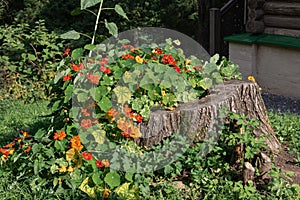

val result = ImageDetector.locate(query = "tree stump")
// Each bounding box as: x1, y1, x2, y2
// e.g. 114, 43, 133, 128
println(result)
136, 80, 281, 154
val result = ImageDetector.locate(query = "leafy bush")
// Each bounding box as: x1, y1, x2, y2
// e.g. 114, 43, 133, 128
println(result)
0, 20, 64, 100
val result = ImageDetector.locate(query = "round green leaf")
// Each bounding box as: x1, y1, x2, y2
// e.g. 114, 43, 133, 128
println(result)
60, 30, 81, 40
104, 171, 121, 188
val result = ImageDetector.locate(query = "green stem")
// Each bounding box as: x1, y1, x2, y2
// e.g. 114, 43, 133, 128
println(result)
89, 0, 104, 57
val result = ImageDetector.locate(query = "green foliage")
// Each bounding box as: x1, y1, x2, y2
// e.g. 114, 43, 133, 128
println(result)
268, 111, 300, 165
0, 20, 64, 101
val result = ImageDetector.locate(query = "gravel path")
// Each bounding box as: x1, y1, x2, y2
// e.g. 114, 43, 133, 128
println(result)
262, 93, 300, 115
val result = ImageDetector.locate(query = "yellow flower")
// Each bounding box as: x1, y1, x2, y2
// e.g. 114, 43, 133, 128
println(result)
1, 155, 8, 162
103, 189, 111, 198
67, 166, 74, 173
58, 165, 67, 173
161, 91, 166, 96
184, 59, 191, 65
135, 56, 143, 64
9, 148, 14, 155
248, 76, 256, 82
58, 178, 62, 184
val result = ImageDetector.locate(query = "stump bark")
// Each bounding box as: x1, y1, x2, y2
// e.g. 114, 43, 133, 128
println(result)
136, 80, 281, 154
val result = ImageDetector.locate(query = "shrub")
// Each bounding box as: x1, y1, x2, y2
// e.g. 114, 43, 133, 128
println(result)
0, 20, 64, 101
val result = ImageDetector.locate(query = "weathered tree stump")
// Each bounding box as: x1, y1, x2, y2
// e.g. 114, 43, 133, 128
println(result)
136, 80, 281, 154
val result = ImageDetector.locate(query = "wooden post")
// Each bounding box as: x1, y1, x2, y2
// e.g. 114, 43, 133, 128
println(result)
209, 8, 221, 55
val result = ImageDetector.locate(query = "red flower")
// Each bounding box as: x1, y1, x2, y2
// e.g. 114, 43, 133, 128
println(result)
0, 148, 9, 156
82, 152, 93, 160
81, 119, 92, 129
100, 66, 111, 74
62, 48, 70, 57
71, 63, 83, 72
81, 108, 90, 117
96, 160, 104, 168
174, 66, 181, 73
63, 74, 71, 82
153, 48, 163, 55
86, 72, 100, 84
122, 54, 135, 60
100, 58, 108, 65
24, 146, 31, 153
135, 114, 143, 123
162, 54, 177, 66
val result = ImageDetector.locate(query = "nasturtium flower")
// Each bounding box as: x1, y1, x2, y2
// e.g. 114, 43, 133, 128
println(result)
62, 48, 70, 57
86, 72, 100, 84
81, 108, 91, 117
117, 118, 142, 139
67, 166, 74, 173
103, 189, 111, 198
58, 165, 67, 173
71, 63, 83, 72
21, 130, 30, 137
122, 54, 134, 60
174, 66, 181, 73
135, 56, 144, 64
134, 114, 143, 123
96, 160, 104, 168
24, 146, 31, 153
153, 48, 163, 55
101, 159, 110, 168
53, 130, 67, 141
63, 74, 71, 82
82, 152, 93, 160
107, 108, 118, 118
100, 66, 111, 74
81, 119, 92, 129
248, 76, 256, 82
100, 58, 108, 65
162, 54, 177, 66
70, 135, 84, 151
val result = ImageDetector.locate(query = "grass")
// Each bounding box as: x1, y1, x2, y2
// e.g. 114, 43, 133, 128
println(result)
0, 99, 51, 145
0, 99, 300, 199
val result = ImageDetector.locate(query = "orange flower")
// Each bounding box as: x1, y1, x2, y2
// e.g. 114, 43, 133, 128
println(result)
248, 76, 256, 82
70, 135, 84, 151
101, 159, 110, 168
103, 189, 111, 198
82, 152, 93, 160
71, 63, 83, 72
135, 114, 143, 123
62, 48, 70, 57
153, 48, 163, 55
24, 146, 31, 153
107, 108, 118, 117
21, 130, 30, 137
53, 130, 67, 141
117, 118, 142, 139
122, 54, 134, 60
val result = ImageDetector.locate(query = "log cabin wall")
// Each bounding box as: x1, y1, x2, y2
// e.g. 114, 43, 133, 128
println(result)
246, 0, 300, 37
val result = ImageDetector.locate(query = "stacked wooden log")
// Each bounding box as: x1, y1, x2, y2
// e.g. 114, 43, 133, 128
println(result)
246, 0, 265, 33
246, 0, 300, 37
263, 0, 300, 37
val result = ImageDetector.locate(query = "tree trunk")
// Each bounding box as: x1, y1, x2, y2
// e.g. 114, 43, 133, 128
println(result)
136, 80, 281, 153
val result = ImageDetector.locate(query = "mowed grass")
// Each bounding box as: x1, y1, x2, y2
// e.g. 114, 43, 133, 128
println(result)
0, 99, 51, 145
